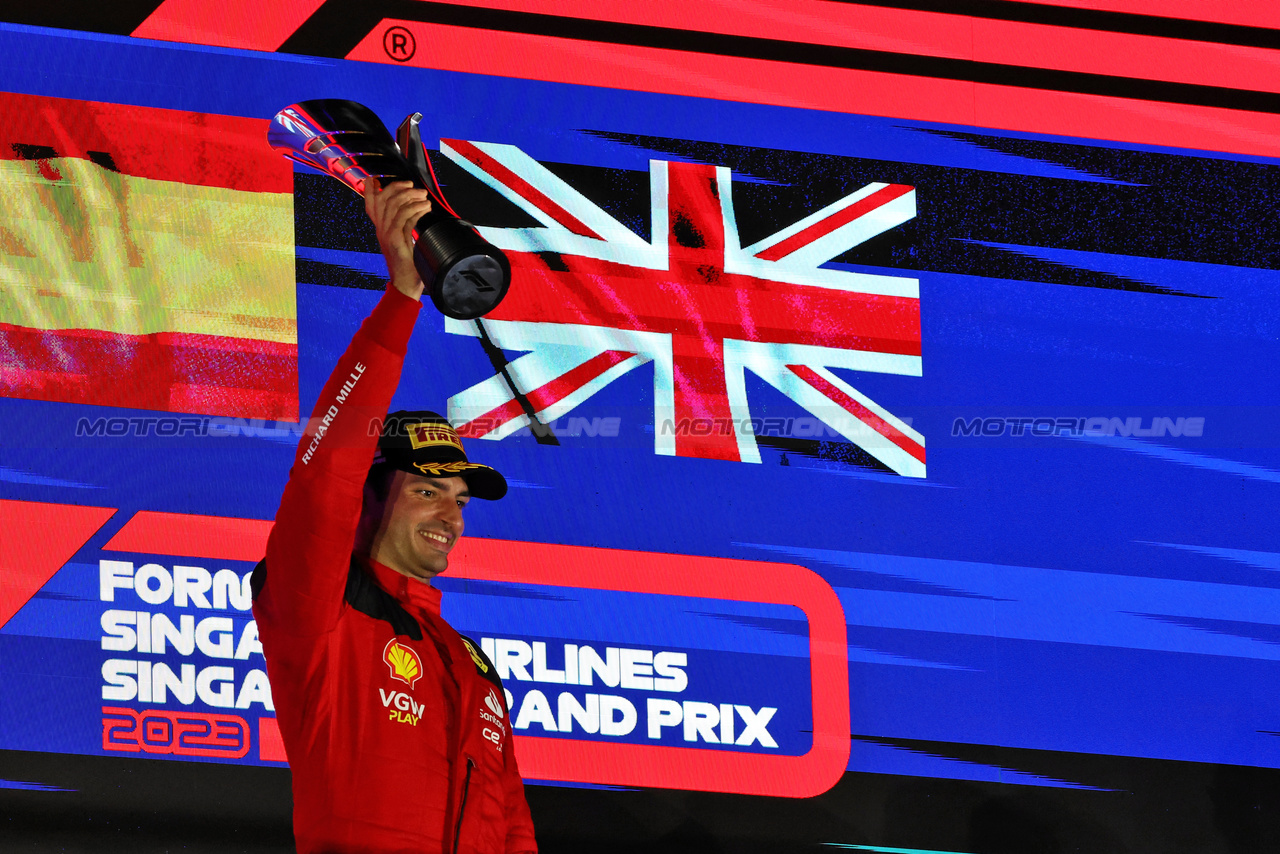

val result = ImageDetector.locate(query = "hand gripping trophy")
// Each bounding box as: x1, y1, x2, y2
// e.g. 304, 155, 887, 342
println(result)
268, 99, 511, 319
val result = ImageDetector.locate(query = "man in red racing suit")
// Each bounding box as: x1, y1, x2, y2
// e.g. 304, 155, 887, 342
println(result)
252, 179, 537, 854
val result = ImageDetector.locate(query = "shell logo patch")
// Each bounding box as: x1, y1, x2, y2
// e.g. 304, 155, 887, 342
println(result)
408, 423, 464, 452
383, 638, 423, 689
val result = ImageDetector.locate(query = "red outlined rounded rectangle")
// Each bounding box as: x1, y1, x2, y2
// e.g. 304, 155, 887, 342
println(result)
103, 511, 850, 797
446, 537, 849, 798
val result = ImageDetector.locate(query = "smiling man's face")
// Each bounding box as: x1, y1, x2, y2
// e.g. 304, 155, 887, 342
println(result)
362, 470, 469, 582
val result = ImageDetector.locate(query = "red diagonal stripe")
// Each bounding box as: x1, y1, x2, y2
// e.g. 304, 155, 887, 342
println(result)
526, 350, 633, 409
132, 0, 326, 52
0, 500, 117, 630
352, 22, 1280, 162
399, 1, 1280, 96
458, 397, 526, 438
756, 184, 913, 262
460, 350, 634, 437
103, 511, 273, 562
787, 364, 925, 464
1000, 0, 1280, 31
444, 139, 602, 239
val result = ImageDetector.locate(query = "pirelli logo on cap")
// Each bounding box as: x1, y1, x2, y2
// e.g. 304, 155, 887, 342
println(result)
409, 423, 463, 452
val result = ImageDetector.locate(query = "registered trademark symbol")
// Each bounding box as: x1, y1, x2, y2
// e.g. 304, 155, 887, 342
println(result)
383, 26, 416, 62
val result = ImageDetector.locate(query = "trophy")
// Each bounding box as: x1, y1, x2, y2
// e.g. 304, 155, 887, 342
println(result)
268, 99, 511, 320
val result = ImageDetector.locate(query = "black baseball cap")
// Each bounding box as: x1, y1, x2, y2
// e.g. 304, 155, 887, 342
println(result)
372, 410, 507, 500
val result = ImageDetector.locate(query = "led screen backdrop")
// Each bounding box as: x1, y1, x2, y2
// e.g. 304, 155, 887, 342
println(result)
0, 91, 297, 418
1, 2, 1279, 852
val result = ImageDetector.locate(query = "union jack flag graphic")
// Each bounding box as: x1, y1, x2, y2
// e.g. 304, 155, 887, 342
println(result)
441, 139, 925, 477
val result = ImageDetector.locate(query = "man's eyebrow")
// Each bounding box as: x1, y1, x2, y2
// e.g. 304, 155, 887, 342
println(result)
419, 476, 469, 497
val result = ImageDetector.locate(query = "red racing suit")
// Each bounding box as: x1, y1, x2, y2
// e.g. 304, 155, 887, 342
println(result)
252, 285, 537, 854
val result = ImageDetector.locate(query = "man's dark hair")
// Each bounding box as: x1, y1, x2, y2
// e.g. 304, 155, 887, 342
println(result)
364, 463, 397, 503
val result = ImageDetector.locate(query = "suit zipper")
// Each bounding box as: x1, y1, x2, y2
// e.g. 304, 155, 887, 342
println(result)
452, 757, 475, 854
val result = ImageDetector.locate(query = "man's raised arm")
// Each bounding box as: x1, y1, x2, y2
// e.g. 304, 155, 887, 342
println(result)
256, 181, 434, 637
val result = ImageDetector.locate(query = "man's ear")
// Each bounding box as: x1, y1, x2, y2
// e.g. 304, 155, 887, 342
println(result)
355, 472, 390, 553
361, 472, 393, 519
361, 478, 380, 510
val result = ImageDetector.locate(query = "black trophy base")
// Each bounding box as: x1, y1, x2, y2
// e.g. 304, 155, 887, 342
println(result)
415, 218, 512, 320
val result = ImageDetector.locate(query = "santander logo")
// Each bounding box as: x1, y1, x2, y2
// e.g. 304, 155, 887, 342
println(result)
484, 689, 504, 719
480, 688, 506, 753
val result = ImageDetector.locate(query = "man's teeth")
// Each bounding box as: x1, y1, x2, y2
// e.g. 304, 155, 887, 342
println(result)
424, 532, 448, 545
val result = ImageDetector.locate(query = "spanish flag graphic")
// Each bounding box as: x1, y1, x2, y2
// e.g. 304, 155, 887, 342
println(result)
0, 91, 296, 419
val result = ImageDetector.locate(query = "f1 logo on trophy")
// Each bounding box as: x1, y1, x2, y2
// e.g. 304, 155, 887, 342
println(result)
268, 100, 511, 319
